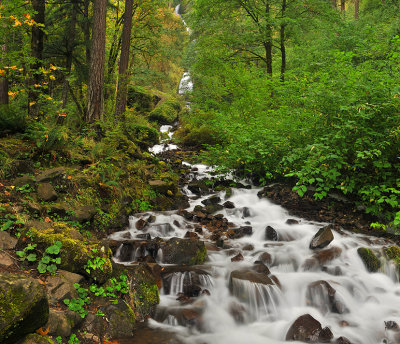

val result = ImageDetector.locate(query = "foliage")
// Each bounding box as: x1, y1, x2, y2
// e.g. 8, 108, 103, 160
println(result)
37, 241, 62, 274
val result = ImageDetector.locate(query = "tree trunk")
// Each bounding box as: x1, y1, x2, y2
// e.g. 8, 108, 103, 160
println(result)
83, 0, 91, 68
86, 0, 107, 123
340, 0, 345, 12
62, 1, 78, 108
29, 0, 45, 117
265, 1, 273, 76
0, 44, 9, 105
354, 0, 359, 19
280, 0, 286, 82
115, 0, 134, 118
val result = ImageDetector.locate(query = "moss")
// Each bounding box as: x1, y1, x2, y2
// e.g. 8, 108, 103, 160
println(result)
149, 102, 178, 125
19, 334, 55, 344
189, 244, 207, 265
124, 122, 159, 148
20, 223, 112, 283
357, 247, 381, 272
384, 246, 400, 273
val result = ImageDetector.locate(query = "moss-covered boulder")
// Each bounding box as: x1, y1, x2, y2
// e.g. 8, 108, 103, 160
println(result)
127, 86, 161, 112
162, 238, 207, 265
19, 334, 55, 344
384, 246, 400, 272
124, 123, 159, 149
0, 273, 49, 344
129, 263, 160, 319
149, 101, 179, 125
18, 222, 112, 283
357, 247, 381, 272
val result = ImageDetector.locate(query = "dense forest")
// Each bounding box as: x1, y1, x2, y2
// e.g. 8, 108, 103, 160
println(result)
1, 0, 400, 343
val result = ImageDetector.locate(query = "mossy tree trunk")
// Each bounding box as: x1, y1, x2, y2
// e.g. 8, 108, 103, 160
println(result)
0, 44, 8, 105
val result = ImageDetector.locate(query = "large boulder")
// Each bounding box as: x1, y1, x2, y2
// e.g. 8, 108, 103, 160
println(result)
162, 238, 207, 265
286, 314, 333, 342
17, 222, 112, 283
0, 273, 49, 344
230, 269, 274, 286
309, 225, 334, 250
357, 247, 381, 272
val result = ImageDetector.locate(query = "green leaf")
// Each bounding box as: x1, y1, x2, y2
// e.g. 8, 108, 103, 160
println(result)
27, 253, 37, 262
1, 220, 14, 232
41, 255, 51, 264
37, 262, 47, 274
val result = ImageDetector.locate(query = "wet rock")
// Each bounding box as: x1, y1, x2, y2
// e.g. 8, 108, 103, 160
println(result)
253, 261, 271, 275
37, 183, 58, 202
184, 231, 200, 240
223, 201, 235, 209
0, 273, 49, 344
188, 180, 209, 195
231, 253, 244, 262
385, 320, 400, 331
229, 302, 247, 323
162, 238, 207, 265
286, 219, 299, 225
265, 226, 278, 241
336, 337, 352, 344
258, 252, 272, 266
285, 314, 333, 343
136, 233, 151, 240
306, 280, 348, 314
230, 269, 274, 286
136, 218, 148, 230
242, 244, 254, 251
357, 247, 381, 272
204, 203, 224, 214
201, 195, 221, 206
242, 207, 252, 218
9, 160, 34, 177
228, 226, 253, 239
151, 223, 174, 235
173, 220, 181, 227
147, 215, 156, 223
115, 324, 186, 344
0, 231, 17, 250
310, 225, 334, 249
216, 238, 224, 248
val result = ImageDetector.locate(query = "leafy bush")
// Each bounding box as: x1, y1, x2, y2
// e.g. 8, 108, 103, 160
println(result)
149, 101, 178, 124
0, 105, 27, 135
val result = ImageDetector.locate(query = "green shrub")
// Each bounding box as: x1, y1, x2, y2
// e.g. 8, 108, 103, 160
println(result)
0, 105, 27, 135
149, 102, 178, 125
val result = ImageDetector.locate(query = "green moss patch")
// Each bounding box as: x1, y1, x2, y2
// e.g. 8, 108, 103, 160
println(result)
357, 247, 381, 272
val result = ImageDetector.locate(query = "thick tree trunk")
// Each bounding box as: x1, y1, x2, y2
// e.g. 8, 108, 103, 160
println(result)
280, 0, 286, 82
86, 0, 107, 123
29, 0, 45, 117
0, 44, 9, 105
354, 0, 359, 19
115, 0, 134, 118
62, 1, 78, 108
265, 1, 273, 76
84, 0, 91, 68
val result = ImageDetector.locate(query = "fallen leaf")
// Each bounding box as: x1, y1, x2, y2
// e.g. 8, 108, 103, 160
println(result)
36, 327, 49, 335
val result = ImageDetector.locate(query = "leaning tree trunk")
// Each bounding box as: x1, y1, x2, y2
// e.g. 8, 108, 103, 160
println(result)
86, 0, 107, 123
115, 0, 134, 118
29, 0, 45, 117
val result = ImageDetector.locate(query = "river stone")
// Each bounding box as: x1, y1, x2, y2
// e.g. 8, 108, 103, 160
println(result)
223, 201, 235, 209
357, 247, 381, 272
336, 337, 352, 344
201, 195, 221, 206
265, 226, 278, 241
258, 252, 272, 266
309, 225, 334, 249
242, 207, 252, 218
136, 218, 148, 230
0, 273, 49, 344
187, 180, 209, 195
286, 314, 333, 342
162, 238, 207, 265
0, 231, 17, 249
231, 253, 244, 262
37, 183, 58, 202
230, 270, 274, 286
286, 219, 299, 225
306, 280, 348, 314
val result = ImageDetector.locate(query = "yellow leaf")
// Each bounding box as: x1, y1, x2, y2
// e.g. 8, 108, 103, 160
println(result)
49, 64, 57, 71
34, 84, 41, 88
49, 75, 56, 80
12, 19, 22, 27
29, 101, 36, 107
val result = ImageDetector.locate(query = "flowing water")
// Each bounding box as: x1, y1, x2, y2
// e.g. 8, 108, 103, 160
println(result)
110, 6, 400, 344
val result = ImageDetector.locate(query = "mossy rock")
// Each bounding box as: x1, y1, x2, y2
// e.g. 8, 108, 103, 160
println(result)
128, 263, 160, 319
0, 273, 49, 344
357, 247, 381, 272
18, 223, 112, 283
127, 86, 161, 112
149, 102, 178, 125
384, 246, 400, 272
124, 123, 159, 149
19, 334, 55, 344
98, 300, 136, 338
162, 238, 207, 265
176, 126, 221, 147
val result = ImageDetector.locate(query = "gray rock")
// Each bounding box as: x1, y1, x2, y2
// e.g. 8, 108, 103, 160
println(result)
310, 225, 334, 249
45, 309, 82, 337
37, 183, 57, 202
0, 252, 14, 267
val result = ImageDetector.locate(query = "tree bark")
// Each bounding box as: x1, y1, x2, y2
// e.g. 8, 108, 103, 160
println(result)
29, 0, 45, 117
265, 1, 273, 76
62, 1, 78, 108
83, 0, 91, 68
280, 0, 286, 82
0, 44, 9, 105
115, 0, 134, 118
340, 0, 345, 12
354, 0, 359, 19
86, 0, 107, 123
